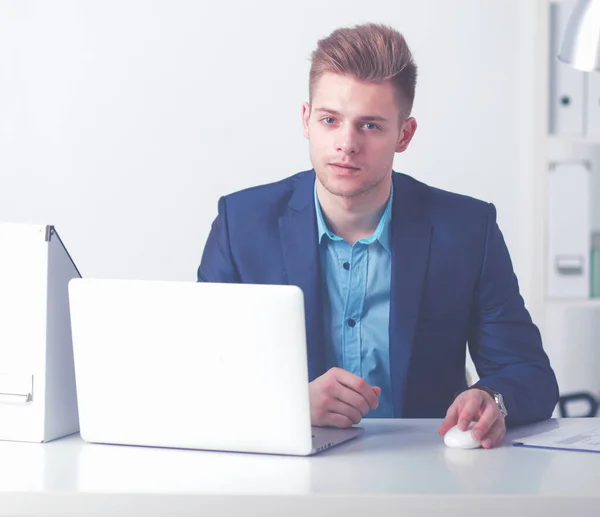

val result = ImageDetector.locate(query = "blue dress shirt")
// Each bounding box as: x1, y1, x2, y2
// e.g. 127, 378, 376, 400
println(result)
314, 182, 394, 418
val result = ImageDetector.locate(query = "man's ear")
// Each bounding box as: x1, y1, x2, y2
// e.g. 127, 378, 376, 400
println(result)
302, 102, 311, 139
396, 117, 418, 153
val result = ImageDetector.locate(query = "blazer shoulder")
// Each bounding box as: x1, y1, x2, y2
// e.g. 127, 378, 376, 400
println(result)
222, 169, 313, 216
397, 173, 493, 223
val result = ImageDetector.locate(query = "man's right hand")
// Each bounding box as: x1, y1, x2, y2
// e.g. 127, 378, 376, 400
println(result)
309, 367, 381, 428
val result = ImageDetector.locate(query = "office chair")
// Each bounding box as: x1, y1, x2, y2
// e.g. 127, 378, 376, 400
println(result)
557, 391, 599, 417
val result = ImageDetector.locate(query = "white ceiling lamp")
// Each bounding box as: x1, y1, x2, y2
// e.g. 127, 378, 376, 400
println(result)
558, 0, 600, 71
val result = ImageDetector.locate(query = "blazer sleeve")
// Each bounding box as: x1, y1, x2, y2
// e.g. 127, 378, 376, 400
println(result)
197, 196, 241, 283
467, 203, 559, 427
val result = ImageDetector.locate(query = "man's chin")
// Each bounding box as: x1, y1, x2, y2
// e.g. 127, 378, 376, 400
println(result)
322, 183, 367, 199
315, 169, 376, 198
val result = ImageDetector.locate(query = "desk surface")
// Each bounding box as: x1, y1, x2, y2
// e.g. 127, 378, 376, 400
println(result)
0, 418, 599, 517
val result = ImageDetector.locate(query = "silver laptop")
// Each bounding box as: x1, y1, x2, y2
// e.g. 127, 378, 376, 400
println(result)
68, 279, 363, 455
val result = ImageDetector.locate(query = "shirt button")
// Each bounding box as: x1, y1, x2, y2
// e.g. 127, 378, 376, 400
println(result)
347, 318, 356, 328
343, 262, 350, 270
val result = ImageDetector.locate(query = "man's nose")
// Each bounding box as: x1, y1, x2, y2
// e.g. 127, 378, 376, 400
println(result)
335, 126, 359, 155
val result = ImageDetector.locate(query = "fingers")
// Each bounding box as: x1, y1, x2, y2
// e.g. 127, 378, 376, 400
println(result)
324, 412, 355, 429
326, 399, 363, 425
471, 401, 500, 442
480, 421, 506, 449
438, 403, 459, 435
440, 390, 489, 435
440, 389, 507, 448
332, 383, 371, 416
333, 368, 379, 410
456, 392, 484, 431
309, 368, 381, 428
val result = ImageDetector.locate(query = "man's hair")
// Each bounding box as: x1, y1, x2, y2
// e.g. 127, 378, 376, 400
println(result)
309, 23, 418, 118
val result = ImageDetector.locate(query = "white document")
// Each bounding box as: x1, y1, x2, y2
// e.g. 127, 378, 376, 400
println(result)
513, 422, 600, 453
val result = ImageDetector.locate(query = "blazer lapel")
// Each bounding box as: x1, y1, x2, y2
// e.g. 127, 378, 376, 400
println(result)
389, 173, 432, 417
279, 171, 326, 381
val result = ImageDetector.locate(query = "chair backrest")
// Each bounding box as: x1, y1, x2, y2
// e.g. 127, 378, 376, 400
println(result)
558, 391, 599, 417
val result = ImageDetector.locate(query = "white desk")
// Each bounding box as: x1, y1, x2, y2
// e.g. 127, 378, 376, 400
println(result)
0, 418, 598, 517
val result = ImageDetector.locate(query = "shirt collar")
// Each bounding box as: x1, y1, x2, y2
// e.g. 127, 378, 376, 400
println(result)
314, 180, 393, 252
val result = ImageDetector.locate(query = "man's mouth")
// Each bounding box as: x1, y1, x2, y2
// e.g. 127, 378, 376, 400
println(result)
329, 162, 360, 173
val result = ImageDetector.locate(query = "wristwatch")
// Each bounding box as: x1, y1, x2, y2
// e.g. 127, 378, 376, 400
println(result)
471, 385, 508, 418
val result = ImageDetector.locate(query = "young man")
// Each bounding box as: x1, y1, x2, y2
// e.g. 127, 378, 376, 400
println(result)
198, 24, 558, 449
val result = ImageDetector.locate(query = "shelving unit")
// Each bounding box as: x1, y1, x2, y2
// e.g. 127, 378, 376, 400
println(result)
548, 135, 600, 146
546, 299, 600, 308
534, 0, 600, 416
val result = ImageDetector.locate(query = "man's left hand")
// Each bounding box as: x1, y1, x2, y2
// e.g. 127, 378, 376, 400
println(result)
438, 388, 506, 449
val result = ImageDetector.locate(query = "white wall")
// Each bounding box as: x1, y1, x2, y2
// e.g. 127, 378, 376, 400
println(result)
0, 0, 539, 308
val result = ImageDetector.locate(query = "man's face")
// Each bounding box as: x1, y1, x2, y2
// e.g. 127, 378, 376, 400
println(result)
302, 73, 416, 200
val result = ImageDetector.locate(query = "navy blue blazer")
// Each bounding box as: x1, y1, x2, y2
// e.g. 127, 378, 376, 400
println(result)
198, 170, 559, 427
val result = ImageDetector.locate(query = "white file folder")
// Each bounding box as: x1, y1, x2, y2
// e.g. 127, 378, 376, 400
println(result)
0, 223, 80, 442
546, 162, 591, 298
549, 1, 586, 136
586, 72, 600, 139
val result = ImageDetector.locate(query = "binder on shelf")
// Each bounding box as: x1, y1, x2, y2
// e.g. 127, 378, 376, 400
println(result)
549, 1, 586, 136
586, 72, 600, 139
0, 223, 80, 442
546, 161, 591, 298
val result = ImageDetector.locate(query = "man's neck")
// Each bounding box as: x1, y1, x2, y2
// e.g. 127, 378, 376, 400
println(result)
316, 177, 392, 245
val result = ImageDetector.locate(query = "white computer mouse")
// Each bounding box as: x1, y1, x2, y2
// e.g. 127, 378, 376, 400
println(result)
443, 423, 482, 449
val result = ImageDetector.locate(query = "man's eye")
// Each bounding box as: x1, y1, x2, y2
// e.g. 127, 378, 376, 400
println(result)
364, 123, 379, 130
323, 117, 335, 124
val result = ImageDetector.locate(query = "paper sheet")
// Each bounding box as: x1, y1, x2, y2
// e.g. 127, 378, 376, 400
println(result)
513, 422, 600, 453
